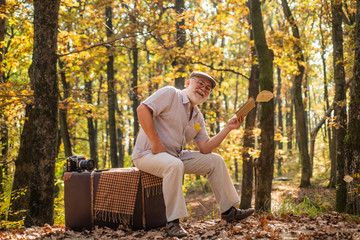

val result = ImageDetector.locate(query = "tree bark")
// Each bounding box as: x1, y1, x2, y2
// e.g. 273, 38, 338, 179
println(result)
58, 59, 72, 157
9, 101, 34, 221
0, 0, 7, 196
173, 0, 186, 89
128, 5, 139, 162
85, 79, 98, 167
319, 9, 336, 188
240, 30, 259, 209
0, 127, 4, 195
249, 0, 275, 212
0, 0, 5, 82
345, 0, 360, 214
329, 125, 337, 187
103, 121, 109, 169
276, 67, 283, 176
95, 76, 103, 166
305, 70, 311, 176
131, 36, 139, 145
331, 0, 347, 213
117, 127, 124, 167
310, 78, 352, 186
106, 5, 118, 168
286, 88, 294, 152
23, 0, 60, 226
281, 0, 311, 187
0, 0, 4, 79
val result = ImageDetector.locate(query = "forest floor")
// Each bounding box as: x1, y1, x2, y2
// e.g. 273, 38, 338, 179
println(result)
1, 180, 360, 239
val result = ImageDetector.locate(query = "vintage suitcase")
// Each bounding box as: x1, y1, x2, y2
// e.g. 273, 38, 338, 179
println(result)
64, 168, 167, 231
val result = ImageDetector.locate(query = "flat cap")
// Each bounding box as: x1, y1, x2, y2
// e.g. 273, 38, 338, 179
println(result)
190, 71, 216, 89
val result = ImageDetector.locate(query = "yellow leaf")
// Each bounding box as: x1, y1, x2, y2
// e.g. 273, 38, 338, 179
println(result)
194, 122, 201, 131
344, 175, 353, 183
256, 90, 274, 102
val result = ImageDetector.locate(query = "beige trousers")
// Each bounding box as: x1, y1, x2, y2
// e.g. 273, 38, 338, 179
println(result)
133, 151, 240, 222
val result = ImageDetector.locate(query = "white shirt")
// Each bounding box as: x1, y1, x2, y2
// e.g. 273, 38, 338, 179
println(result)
132, 86, 210, 161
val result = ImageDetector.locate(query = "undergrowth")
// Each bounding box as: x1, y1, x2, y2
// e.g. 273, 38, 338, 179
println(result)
272, 196, 328, 217
0, 175, 26, 229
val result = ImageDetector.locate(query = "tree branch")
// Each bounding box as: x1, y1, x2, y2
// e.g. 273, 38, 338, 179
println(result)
342, 3, 356, 25
191, 61, 250, 80
310, 77, 353, 163
57, 33, 144, 57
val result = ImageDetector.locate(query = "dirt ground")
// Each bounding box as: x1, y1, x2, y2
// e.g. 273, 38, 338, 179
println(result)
185, 180, 336, 221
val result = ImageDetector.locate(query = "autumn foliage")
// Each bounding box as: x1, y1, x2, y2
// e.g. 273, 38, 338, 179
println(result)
0, 0, 359, 236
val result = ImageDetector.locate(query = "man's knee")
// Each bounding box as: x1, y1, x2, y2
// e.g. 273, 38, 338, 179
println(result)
165, 158, 184, 174
209, 153, 226, 166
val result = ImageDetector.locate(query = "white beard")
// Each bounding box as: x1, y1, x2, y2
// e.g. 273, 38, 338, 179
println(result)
186, 88, 208, 106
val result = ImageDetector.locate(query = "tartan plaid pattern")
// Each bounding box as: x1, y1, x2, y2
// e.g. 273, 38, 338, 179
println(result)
94, 168, 163, 225
94, 168, 140, 223
140, 171, 163, 189
140, 171, 163, 198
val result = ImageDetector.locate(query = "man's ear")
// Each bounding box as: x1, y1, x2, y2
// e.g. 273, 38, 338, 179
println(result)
185, 79, 190, 87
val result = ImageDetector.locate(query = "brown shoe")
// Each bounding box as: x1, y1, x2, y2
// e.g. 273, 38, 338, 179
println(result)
165, 221, 188, 238
221, 207, 254, 222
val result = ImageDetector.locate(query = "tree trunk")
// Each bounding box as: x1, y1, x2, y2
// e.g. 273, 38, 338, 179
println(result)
58, 59, 72, 157
85, 79, 98, 167
59, 108, 72, 157
329, 126, 337, 188
23, 0, 60, 226
129, 6, 139, 162
115, 89, 124, 166
0, 0, 7, 196
215, 36, 226, 134
249, 0, 275, 212
332, 0, 347, 213
0, 113, 6, 198
281, 0, 311, 187
0, 0, 5, 82
234, 158, 239, 182
319, 9, 336, 188
117, 128, 124, 167
131, 40, 139, 143
240, 30, 259, 209
9, 101, 34, 221
345, 0, 360, 214
103, 121, 109, 169
276, 67, 283, 176
310, 79, 352, 188
173, 0, 186, 89
286, 88, 294, 152
106, 6, 118, 168
95, 76, 103, 166
127, 106, 133, 155
304, 71, 311, 176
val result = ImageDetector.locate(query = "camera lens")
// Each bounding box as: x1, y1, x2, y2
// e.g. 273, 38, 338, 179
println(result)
78, 159, 95, 171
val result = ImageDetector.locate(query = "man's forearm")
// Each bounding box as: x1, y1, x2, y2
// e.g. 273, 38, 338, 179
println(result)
196, 116, 243, 153
196, 126, 232, 154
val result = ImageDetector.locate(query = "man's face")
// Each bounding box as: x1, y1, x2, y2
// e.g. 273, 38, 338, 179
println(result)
186, 77, 212, 106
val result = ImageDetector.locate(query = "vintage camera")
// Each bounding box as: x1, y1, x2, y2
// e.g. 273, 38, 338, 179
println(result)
66, 155, 95, 172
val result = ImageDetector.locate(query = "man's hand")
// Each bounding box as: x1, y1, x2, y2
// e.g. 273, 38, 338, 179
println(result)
227, 115, 245, 130
195, 115, 245, 154
137, 103, 167, 155
151, 139, 166, 154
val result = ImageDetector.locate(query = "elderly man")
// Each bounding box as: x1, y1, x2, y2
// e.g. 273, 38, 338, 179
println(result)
131, 71, 254, 238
